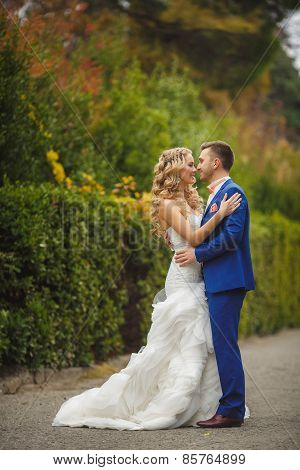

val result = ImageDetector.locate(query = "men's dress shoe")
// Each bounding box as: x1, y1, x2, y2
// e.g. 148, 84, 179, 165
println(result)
196, 414, 244, 428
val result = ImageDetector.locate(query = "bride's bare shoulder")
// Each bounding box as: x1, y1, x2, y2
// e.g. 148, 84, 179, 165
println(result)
159, 198, 181, 209
159, 198, 182, 217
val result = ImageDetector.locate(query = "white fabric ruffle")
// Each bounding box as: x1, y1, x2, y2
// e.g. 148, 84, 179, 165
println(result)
52, 285, 228, 430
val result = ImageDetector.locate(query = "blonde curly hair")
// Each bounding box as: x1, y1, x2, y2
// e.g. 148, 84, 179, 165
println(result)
150, 147, 204, 237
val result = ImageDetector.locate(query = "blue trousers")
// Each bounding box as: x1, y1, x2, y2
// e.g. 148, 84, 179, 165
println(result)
206, 288, 247, 420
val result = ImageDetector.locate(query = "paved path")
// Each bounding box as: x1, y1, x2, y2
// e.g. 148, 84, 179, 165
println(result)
0, 329, 299, 450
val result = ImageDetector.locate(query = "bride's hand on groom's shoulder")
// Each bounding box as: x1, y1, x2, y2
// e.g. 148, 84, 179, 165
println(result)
219, 192, 242, 219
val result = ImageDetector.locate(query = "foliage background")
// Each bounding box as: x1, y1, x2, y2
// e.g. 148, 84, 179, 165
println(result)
0, 1, 299, 369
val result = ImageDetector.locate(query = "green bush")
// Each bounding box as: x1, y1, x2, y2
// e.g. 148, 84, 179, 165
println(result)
120, 213, 170, 351
0, 18, 51, 184
241, 210, 300, 336
0, 14, 112, 187
83, 60, 234, 190
0, 182, 299, 370
0, 181, 127, 370
252, 176, 300, 221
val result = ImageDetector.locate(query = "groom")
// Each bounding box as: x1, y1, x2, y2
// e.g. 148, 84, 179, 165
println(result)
174, 141, 255, 428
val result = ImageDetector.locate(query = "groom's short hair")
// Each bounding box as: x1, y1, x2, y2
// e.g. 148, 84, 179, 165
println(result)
200, 141, 234, 171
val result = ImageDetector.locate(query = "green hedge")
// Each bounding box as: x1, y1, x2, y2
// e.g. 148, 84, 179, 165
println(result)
241, 210, 300, 335
0, 182, 128, 370
0, 182, 299, 370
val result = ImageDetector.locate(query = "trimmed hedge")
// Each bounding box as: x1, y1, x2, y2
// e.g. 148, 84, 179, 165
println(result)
241, 210, 300, 335
0, 182, 299, 370
0, 182, 128, 370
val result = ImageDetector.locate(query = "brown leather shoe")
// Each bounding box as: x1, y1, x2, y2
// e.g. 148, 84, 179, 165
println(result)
196, 413, 217, 425
196, 414, 244, 428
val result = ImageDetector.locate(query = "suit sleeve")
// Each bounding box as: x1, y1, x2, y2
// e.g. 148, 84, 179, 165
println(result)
195, 188, 248, 263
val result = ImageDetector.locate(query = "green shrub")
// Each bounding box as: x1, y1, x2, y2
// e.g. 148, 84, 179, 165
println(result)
240, 210, 300, 336
0, 182, 299, 370
0, 18, 51, 184
0, 182, 127, 370
0, 14, 112, 188
252, 176, 300, 221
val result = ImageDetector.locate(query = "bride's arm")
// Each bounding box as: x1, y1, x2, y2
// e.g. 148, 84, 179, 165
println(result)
160, 192, 242, 247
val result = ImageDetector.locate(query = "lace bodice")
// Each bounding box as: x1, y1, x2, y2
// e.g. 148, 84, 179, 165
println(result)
167, 213, 203, 252
164, 213, 204, 296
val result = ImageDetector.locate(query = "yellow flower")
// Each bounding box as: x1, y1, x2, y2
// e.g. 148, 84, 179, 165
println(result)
95, 182, 105, 195
80, 185, 92, 192
43, 131, 52, 139
46, 149, 59, 163
52, 162, 66, 183
20, 94, 26, 100
65, 177, 73, 189
141, 192, 152, 202
28, 111, 36, 121
81, 172, 93, 182
122, 176, 134, 184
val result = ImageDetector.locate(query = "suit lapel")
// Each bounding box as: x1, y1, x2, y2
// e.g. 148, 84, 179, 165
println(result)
203, 178, 232, 219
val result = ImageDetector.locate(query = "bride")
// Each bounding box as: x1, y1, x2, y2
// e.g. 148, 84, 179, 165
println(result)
52, 147, 247, 431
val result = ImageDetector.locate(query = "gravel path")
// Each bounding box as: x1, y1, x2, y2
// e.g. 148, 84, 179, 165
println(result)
0, 328, 299, 450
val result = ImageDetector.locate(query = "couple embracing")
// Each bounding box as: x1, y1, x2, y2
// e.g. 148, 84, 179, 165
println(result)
52, 141, 255, 431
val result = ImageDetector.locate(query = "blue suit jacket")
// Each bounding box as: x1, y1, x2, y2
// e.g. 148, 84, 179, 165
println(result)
195, 179, 255, 293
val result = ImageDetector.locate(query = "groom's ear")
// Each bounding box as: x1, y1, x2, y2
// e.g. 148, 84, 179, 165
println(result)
213, 157, 222, 169
201, 141, 234, 171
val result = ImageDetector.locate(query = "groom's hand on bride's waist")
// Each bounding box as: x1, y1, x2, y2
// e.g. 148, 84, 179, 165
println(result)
174, 247, 196, 266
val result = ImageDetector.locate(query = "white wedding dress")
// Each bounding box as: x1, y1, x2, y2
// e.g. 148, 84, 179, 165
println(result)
52, 213, 250, 430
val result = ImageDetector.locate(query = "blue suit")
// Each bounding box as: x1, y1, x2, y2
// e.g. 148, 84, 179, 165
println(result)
195, 178, 255, 420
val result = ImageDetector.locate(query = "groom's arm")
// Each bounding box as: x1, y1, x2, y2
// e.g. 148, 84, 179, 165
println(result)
195, 189, 248, 263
